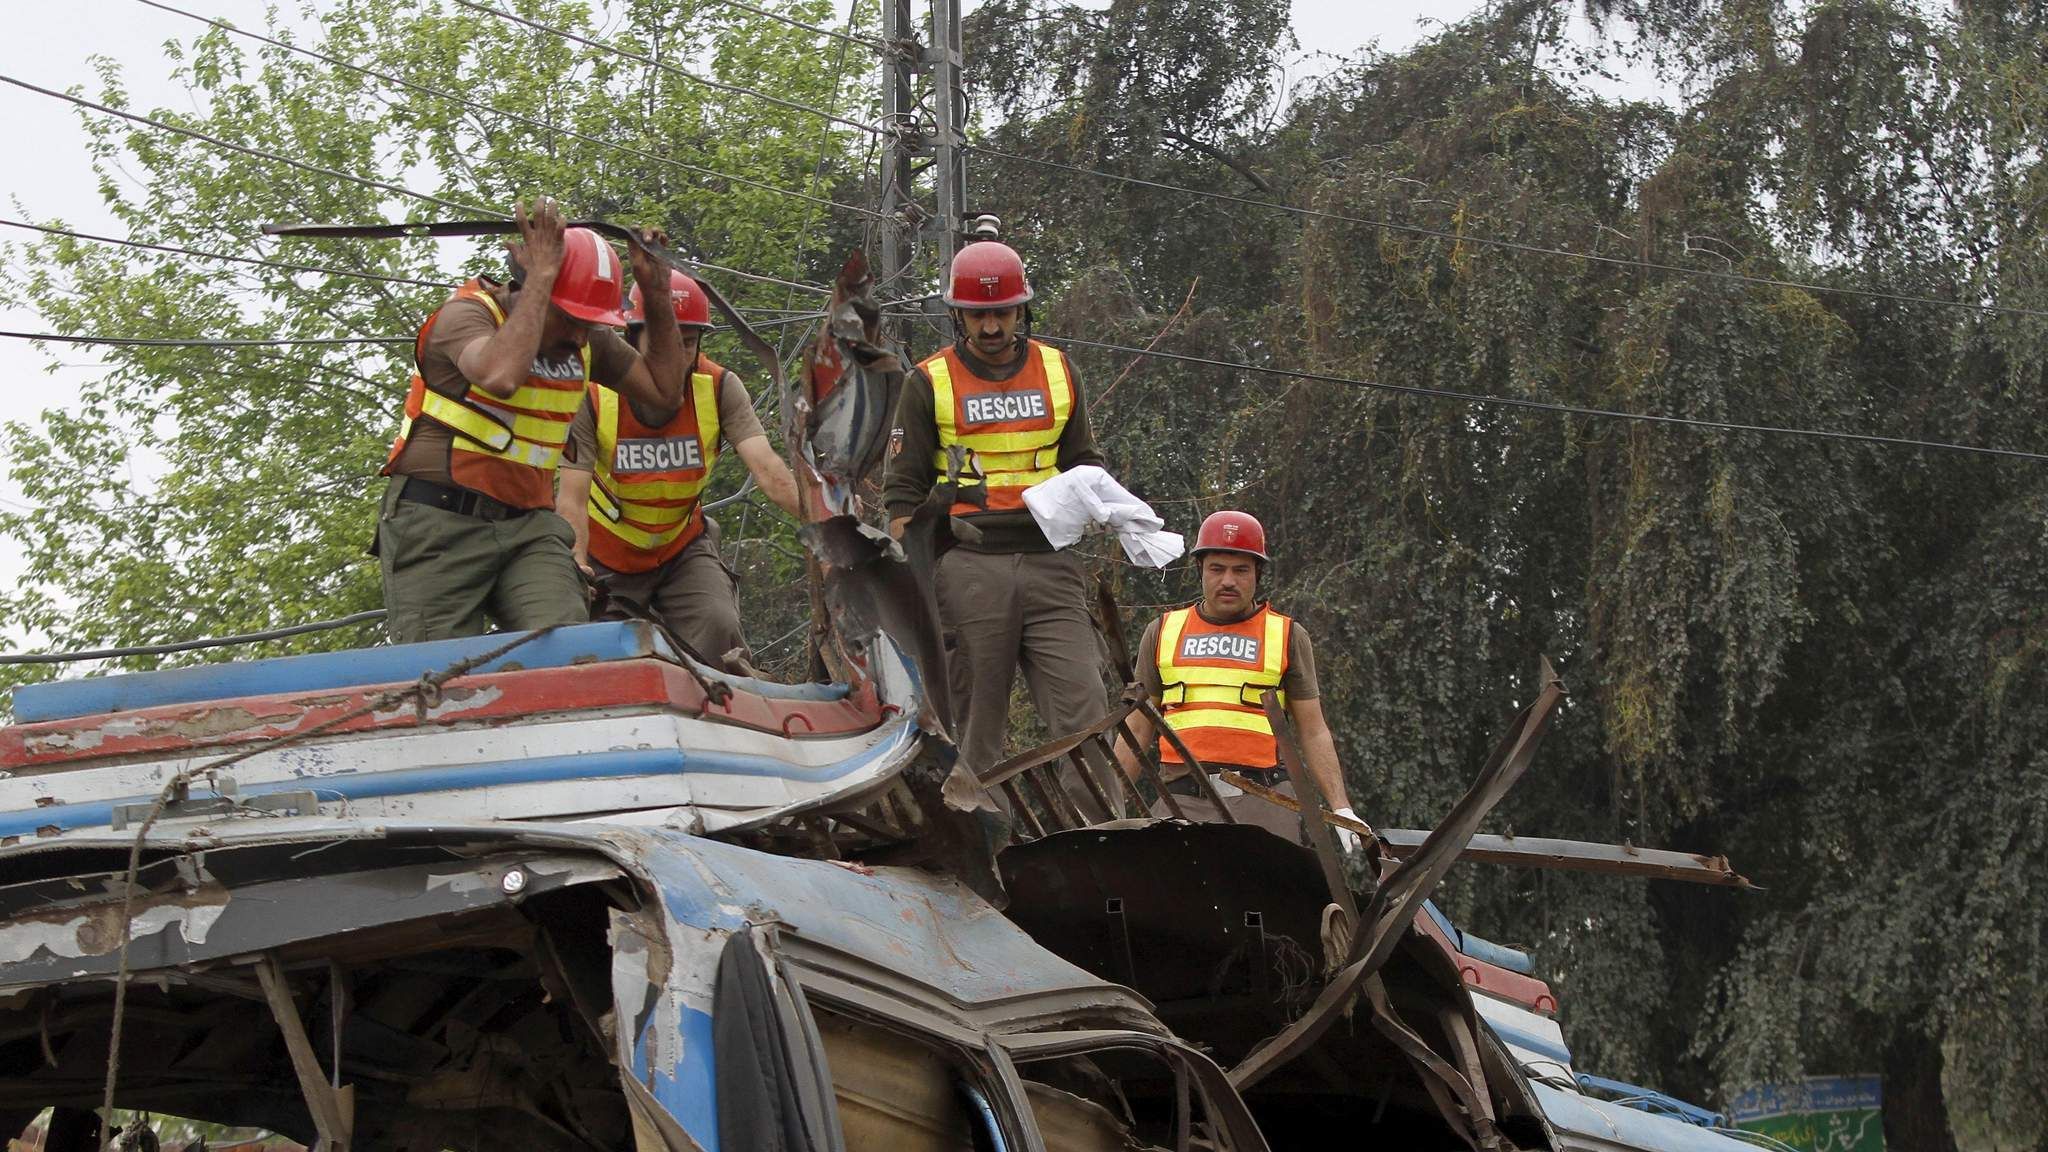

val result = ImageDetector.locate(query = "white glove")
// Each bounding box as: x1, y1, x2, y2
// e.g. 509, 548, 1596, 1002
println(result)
1332, 806, 1364, 854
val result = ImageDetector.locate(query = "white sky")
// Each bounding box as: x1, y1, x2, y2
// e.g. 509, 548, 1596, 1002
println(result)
0, 0, 1485, 648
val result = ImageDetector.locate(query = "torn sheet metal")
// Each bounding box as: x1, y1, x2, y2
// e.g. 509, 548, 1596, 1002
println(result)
0, 849, 619, 991
1376, 830, 1753, 888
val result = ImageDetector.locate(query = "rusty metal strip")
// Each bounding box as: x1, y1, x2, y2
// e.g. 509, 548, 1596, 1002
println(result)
1018, 770, 1074, 834
1374, 829, 1752, 887
1036, 764, 1093, 831
1364, 975, 1497, 1151
1135, 697, 1240, 824
1064, 747, 1120, 821
1002, 780, 1047, 839
1261, 689, 1353, 920
979, 698, 1137, 788
1217, 770, 1376, 838
1229, 662, 1565, 1091
1117, 716, 1188, 821
254, 955, 353, 1151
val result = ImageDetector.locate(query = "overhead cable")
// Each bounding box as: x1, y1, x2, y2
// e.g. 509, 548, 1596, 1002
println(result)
1043, 331, 2048, 462
453, 0, 883, 136
0, 218, 445, 288
701, 0, 888, 50
965, 143, 2048, 322
0, 609, 388, 665
886, 311, 2046, 462
133, 0, 884, 224
3, 330, 408, 347
0, 74, 498, 219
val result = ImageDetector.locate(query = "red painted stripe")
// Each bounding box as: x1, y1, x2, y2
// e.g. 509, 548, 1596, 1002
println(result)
1414, 906, 1558, 1016
0, 659, 882, 772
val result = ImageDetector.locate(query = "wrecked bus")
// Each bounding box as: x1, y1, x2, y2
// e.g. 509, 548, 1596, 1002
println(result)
0, 621, 1755, 1152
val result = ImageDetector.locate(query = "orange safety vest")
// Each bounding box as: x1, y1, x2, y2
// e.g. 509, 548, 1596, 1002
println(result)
1154, 603, 1292, 768
922, 340, 1074, 515
383, 280, 588, 510
586, 356, 725, 574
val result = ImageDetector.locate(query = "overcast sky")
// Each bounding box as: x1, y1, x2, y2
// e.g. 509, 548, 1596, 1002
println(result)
0, 0, 1480, 648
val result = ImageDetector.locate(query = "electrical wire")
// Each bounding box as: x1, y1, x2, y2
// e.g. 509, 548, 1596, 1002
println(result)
1, 218, 447, 288
886, 312, 2048, 462
964, 143, 2048, 322
701, 0, 888, 50
0, 74, 499, 219
2, 330, 407, 347
131, 0, 885, 225
0, 609, 388, 665
453, 0, 883, 137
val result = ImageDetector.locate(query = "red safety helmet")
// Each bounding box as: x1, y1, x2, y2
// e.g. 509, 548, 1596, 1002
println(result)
942, 240, 1034, 309
1191, 510, 1270, 563
623, 271, 715, 331
550, 227, 629, 326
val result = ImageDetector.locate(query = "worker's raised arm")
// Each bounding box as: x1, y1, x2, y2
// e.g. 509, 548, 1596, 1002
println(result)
611, 230, 687, 417
734, 435, 801, 517
1113, 707, 1157, 782
456, 199, 563, 398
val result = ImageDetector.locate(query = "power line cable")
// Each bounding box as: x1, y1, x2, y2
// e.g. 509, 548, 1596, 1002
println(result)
132, 0, 884, 225
0, 217, 445, 288
964, 143, 2048, 322
0, 609, 388, 665
888, 311, 2047, 462
3, 330, 407, 347
0, 74, 497, 218
453, 0, 883, 137
701, 0, 888, 50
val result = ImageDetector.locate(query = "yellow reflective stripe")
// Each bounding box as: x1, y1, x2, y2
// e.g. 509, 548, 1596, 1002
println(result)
1159, 607, 1192, 667
591, 479, 624, 523
1178, 684, 1289, 708
598, 516, 694, 550
1163, 708, 1275, 735
1262, 610, 1288, 679
1041, 340, 1073, 429
473, 291, 507, 325
472, 386, 583, 416
418, 390, 513, 451
928, 353, 958, 445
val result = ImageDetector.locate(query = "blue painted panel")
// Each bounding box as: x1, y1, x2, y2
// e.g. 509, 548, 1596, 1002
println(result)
634, 829, 1108, 1005
1460, 932, 1536, 975
635, 1006, 720, 1152
13, 621, 672, 723
1577, 1073, 1726, 1128
1421, 899, 1464, 947
1484, 1019, 1574, 1066
0, 719, 916, 838
1533, 1083, 1753, 1152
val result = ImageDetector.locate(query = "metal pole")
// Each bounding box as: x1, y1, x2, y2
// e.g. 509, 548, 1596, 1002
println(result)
878, 0, 918, 292
928, 0, 966, 272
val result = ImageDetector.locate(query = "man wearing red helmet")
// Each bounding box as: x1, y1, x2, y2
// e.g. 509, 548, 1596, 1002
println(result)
882, 240, 1120, 810
554, 270, 800, 671
1116, 511, 1361, 849
376, 200, 689, 643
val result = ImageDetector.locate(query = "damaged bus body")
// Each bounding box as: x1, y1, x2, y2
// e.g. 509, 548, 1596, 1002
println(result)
0, 621, 1751, 1152
1, 260, 1756, 1152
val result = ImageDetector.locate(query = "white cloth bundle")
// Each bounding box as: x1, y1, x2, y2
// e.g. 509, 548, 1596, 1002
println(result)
1021, 465, 1185, 568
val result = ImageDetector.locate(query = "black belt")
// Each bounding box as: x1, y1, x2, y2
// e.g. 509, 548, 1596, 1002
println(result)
1165, 766, 1286, 797
397, 476, 533, 522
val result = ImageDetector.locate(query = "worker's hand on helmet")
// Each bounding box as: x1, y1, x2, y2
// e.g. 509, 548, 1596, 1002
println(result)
509, 197, 566, 283
628, 227, 673, 298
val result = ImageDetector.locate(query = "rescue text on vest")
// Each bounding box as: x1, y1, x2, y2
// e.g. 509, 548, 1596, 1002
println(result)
613, 436, 704, 473
1180, 634, 1262, 664
962, 389, 1049, 426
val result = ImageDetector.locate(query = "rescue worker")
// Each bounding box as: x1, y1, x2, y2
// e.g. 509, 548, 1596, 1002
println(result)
1115, 511, 1363, 850
555, 271, 801, 671
882, 240, 1121, 815
377, 200, 688, 643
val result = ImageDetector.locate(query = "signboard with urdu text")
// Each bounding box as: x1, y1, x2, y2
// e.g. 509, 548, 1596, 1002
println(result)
1727, 1076, 1884, 1152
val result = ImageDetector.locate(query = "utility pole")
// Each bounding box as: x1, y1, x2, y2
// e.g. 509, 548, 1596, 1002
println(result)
877, 0, 968, 340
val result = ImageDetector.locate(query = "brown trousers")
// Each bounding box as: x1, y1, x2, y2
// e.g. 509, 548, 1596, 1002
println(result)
1150, 776, 1304, 843
591, 524, 750, 670
936, 547, 1122, 818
